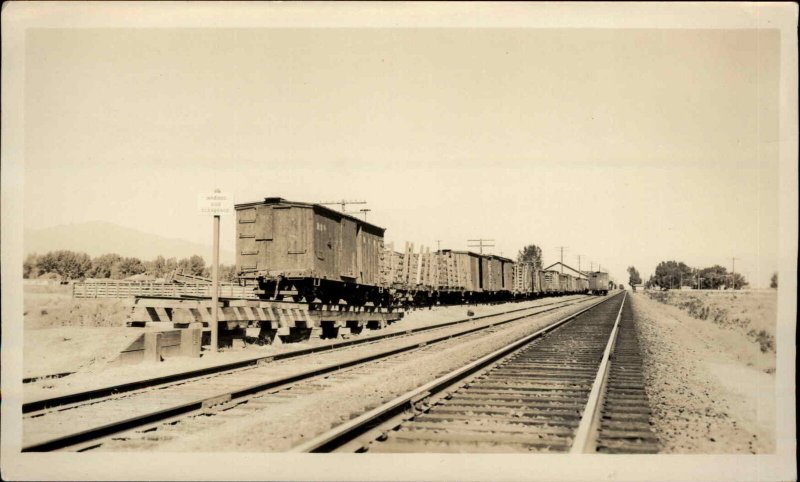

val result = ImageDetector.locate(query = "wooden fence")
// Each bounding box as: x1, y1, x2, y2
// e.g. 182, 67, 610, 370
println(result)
72, 282, 259, 299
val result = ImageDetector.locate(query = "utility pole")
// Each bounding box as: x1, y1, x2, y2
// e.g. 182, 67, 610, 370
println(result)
318, 199, 367, 214
555, 246, 567, 273
731, 257, 738, 289
359, 208, 371, 221
468, 239, 495, 255
577, 255, 583, 275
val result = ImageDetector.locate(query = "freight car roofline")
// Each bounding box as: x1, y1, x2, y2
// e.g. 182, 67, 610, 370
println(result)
234, 197, 385, 232
437, 249, 513, 263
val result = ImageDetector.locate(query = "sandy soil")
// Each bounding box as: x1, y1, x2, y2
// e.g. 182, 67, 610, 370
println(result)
644, 289, 777, 356
23, 295, 588, 400
630, 292, 775, 453
23, 328, 142, 379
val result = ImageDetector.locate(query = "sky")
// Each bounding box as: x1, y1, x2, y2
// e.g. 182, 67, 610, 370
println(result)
23, 28, 780, 287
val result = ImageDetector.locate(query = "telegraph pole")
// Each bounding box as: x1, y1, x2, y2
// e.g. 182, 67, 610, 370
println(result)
731, 257, 739, 289
577, 255, 583, 274
359, 208, 371, 221
318, 199, 367, 214
468, 239, 495, 254
555, 246, 567, 273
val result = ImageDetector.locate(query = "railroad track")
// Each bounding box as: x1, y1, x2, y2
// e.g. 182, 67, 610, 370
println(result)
290, 291, 659, 454
24, 295, 587, 412
22, 294, 598, 452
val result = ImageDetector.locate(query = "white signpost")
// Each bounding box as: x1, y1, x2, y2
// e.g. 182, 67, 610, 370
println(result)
198, 190, 233, 352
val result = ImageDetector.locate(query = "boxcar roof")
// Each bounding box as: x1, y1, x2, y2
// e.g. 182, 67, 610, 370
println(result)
235, 197, 385, 233
439, 249, 513, 263
486, 254, 514, 263
440, 249, 483, 258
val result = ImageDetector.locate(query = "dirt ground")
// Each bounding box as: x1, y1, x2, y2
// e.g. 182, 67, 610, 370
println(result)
23, 285, 135, 378
630, 292, 775, 453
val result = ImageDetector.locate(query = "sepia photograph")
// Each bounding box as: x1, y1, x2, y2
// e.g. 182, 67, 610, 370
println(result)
1, 2, 797, 481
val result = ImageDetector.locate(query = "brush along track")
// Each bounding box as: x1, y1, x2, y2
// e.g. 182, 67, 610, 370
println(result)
291, 292, 655, 453
22, 295, 598, 452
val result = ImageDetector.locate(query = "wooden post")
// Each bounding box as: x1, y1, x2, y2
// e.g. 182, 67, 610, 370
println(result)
143, 332, 162, 363
211, 214, 220, 352
180, 328, 202, 357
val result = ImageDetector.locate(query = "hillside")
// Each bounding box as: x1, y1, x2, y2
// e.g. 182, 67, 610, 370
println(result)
24, 221, 235, 264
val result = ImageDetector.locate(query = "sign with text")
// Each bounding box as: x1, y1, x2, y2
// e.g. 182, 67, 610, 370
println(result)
198, 192, 234, 215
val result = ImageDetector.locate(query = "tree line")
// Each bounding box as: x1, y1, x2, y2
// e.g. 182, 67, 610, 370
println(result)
516, 244, 543, 269
635, 260, 750, 290
23, 250, 238, 282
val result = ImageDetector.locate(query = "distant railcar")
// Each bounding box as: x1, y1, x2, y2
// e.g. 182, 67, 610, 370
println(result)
236, 197, 387, 305
559, 273, 571, 293
501, 258, 515, 292
540, 270, 561, 294
513, 262, 537, 296
588, 271, 610, 296
484, 255, 514, 293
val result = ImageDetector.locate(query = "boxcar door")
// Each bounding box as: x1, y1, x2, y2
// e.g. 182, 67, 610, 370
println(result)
314, 212, 339, 280
340, 218, 358, 280
272, 206, 309, 272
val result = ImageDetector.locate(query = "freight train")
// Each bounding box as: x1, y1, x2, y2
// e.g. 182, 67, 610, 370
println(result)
235, 197, 609, 306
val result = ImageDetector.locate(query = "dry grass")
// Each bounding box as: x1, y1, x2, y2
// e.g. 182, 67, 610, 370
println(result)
23, 284, 136, 377
24, 284, 131, 329
644, 290, 777, 354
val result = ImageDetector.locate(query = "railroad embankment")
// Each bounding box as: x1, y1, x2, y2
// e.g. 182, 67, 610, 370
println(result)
642, 289, 776, 355
630, 291, 775, 454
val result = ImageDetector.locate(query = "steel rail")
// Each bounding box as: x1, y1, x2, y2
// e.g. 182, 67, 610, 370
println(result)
23, 372, 76, 384
569, 291, 626, 453
24, 295, 588, 414
22, 295, 601, 452
289, 292, 624, 453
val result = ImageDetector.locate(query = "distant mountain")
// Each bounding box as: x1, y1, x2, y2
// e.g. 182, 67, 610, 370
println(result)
24, 221, 235, 264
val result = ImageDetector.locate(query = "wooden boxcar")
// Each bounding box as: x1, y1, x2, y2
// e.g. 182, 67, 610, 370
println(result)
501, 258, 515, 292
437, 250, 483, 292
559, 273, 570, 293
588, 271, 610, 295
540, 270, 561, 293
483, 255, 514, 293
235, 197, 386, 304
